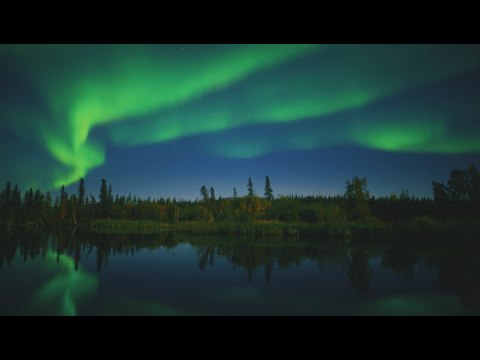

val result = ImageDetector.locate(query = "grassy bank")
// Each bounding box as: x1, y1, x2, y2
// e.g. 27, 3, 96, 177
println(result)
90, 219, 354, 237
89, 217, 480, 240
89, 219, 391, 239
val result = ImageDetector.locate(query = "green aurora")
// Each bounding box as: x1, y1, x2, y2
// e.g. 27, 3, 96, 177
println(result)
1, 44, 480, 190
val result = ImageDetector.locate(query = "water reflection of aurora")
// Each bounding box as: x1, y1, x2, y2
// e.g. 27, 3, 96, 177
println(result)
1, 231, 479, 315
29, 251, 185, 316
31, 252, 97, 316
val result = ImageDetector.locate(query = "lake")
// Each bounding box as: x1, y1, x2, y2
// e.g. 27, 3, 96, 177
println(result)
1, 230, 479, 315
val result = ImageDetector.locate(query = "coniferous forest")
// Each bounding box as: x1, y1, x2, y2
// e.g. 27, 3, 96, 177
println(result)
1, 164, 479, 239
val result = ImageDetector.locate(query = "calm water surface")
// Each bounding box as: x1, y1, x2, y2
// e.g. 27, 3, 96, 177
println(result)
1, 231, 479, 315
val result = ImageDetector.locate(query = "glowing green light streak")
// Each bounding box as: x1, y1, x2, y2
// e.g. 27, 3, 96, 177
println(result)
2, 44, 480, 188
32, 251, 97, 316
41, 45, 320, 186
352, 119, 447, 152
110, 45, 480, 159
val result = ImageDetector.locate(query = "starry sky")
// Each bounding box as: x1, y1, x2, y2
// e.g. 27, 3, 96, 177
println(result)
1, 44, 480, 199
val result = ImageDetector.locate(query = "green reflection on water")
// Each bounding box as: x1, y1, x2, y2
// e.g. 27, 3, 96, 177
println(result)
2, 230, 480, 315
31, 251, 97, 316
360, 294, 460, 316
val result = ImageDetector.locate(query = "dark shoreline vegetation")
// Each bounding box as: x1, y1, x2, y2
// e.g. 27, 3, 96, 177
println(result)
1, 165, 479, 239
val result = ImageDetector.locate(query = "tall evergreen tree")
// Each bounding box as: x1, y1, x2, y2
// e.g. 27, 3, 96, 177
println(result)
200, 185, 209, 202
25, 188, 34, 219
247, 177, 255, 197
233, 187, 238, 199
33, 190, 44, 221
70, 194, 78, 225
264, 176, 273, 201
78, 178, 85, 207
60, 185, 67, 201
2, 182, 15, 220
108, 184, 113, 215
4, 181, 11, 209
100, 178, 108, 217
45, 192, 52, 219
99, 179, 108, 205
10, 184, 21, 225
59, 185, 68, 221
210, 187, 216, 201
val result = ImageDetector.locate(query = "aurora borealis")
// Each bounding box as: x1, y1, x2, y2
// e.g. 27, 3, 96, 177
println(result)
1, 44, 480, 198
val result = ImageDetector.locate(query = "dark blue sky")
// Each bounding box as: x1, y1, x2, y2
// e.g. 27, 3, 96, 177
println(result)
0, 44, 479, 199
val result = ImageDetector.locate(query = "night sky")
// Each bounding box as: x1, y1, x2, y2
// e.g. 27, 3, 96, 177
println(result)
1, 44, 480, 199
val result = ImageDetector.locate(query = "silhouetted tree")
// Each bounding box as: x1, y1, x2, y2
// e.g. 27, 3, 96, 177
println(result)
4, 182, 11, 211
11, 185, 21, 222
448, 169, 468, 200
265, 261, 274, 286
25, 188, 34, 220
264, 176, 273, 201
59, 186, 68, 221
45, 192, 52, 221
432, 164, 480, 203
33, 189, 44, 223
1, 182, 13, 223
210, 187, 216, 201
399, 189, 410, 225
99, 178, 108, 217
467, 165, 480, 203
432, 181, 449, 202
344, 176, 370, 221
247, 177, 255, 197
108, 184, 113, 203
70, 194, 78, 225
77, 178, 85, 207
347, 246, 372, 293
200, 185, 209, 202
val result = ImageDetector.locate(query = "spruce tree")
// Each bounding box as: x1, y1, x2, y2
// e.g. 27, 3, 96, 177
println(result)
200, 185, 209, 202
264, 176, 273, 201
100, 178, 108, 216
247, 177, 254, 197
78, 178, 85, 207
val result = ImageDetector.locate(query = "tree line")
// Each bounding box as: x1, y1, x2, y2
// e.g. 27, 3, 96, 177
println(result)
0, 165, 479, 230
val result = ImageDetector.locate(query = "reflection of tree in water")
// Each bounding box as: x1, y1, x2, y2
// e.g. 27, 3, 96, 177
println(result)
197, 245, 216, 271
425, 244, 480, 307
2, 230, 480, 307
196, 241, 277, 284
382, 239, 417, 281
193, 239, 318, 284
73, 241, 81, 272
264, 261, 274, 286
347, 244, 372, 293
0, 233, 18, 269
